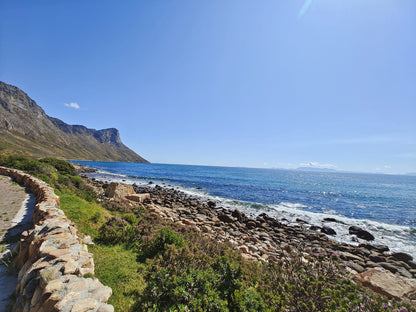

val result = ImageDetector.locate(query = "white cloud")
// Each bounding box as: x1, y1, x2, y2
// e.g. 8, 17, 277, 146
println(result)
384, 165, 392, 169
64, 102, 80, 109
299, 161, 337, 169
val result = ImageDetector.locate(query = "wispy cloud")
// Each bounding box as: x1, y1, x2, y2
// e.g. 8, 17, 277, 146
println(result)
298, 0, 313, 19
64, 102, 80, 109
299, 161, 337, 169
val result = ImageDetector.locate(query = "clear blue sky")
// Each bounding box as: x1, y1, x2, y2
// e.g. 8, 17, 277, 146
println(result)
1, 0, 415, 174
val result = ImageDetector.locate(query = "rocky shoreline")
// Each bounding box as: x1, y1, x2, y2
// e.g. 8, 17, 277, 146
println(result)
79, 167, 416, 302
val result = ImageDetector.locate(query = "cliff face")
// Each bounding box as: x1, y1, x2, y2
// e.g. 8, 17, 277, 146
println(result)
0, 81, 149, 163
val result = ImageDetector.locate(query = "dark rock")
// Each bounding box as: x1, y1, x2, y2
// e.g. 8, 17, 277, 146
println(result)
296, 218, 308, 224
309, 225, 321, 231
218, 213, 235, 223
395, 266, 413, 279
379, 262, 398, 274
347, 261, 365, 273
246, 220, 257, 229
207, 201, 216, 208
323, 218, 337, 222
351, 236, 359, 242
359, 244, 389, 253
407, 260, 416, 270
231, 209, 244, 221
369, 254, 385, 263
321, 226, 336, 236
391, 252, 413, 262
349, 226, 375, 241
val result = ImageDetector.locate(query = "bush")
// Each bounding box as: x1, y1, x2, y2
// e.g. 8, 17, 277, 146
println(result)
39, 157, 76, 175
139, 227, 185, 260
97, 216, 139, 246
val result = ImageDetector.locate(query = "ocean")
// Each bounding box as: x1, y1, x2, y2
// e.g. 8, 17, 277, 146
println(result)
72, 161, 416, 258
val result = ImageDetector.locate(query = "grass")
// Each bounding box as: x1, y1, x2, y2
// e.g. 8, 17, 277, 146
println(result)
59, 193, 109, 238
91, 244, 145, 311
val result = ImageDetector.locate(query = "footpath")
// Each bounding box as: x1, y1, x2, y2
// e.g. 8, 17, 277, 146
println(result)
0, 175, 35, 311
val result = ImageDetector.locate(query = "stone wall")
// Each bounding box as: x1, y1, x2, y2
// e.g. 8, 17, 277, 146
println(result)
0, 167, 114, 312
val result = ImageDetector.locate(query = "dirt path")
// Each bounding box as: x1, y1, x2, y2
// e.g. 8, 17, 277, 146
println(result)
0, 175, 36, 311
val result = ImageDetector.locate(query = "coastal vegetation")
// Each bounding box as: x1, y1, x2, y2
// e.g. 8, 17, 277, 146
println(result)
0, 154, 414, 312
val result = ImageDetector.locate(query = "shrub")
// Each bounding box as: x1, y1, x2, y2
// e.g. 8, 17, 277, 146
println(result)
139, 227, 184, 260
39, 157, 76, 175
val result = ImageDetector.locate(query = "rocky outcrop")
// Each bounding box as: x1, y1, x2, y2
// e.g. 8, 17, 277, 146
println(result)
356, 268, 416, 300
0, 167, 113, 312
0, 81, 148, 163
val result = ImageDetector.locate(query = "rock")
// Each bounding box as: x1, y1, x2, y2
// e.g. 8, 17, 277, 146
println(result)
97, 303, 115, 312
207, 201, 216, 208
71, 298, 98, 312
44, 279, 63, 294
309, 225, 321, 231
125, 193, 150, 203
82, 235, 94, 245
321, 226, 336, 236
395, 266, 413, 279
39, 266, 59, 287
67, 279, 89, 292
218, 213, 235, 223
348, 226, 374, 241
378, 262, 398, 274
323, 218, 337, 222
391, 252, 413, 263
49, 248, 71, 259
104, 182, 135, 199
232, 209, 244, 221
356, 268, 416, 300
346, 261, 365, 273
359, 243, 389, 253
90, 286, 113, 302
369, 254, 385, 263
337, 251, 364, 262
246, 220, 257, 229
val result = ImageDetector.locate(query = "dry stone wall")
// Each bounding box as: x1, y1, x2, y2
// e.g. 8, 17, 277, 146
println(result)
0, 167, 114, 312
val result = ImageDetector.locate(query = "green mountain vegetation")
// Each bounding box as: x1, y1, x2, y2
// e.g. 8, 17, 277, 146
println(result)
0, 81, 148, 162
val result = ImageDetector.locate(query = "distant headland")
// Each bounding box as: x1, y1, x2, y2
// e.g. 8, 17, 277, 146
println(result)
0, 81, 148, 163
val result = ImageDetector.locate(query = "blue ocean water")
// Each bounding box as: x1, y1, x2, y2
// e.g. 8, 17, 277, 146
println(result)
73, 161, 416, 256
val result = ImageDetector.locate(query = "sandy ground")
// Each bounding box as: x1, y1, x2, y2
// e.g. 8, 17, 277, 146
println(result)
0, 175, 35, 311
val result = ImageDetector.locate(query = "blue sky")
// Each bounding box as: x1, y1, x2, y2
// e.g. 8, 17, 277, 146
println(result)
1, 0, 415, 174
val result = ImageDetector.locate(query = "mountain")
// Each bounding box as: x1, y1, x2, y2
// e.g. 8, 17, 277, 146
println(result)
0, 81, 149, 163
296, 167, 337, 173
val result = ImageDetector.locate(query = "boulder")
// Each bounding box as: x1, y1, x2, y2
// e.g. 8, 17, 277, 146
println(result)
321, 226, 336, 236
349, 226, 374, 241
104, 182, 135, 199
323, 218, 337, 222
391, 252, 413, 263
125, 193, 150, 203
231, 209, 244, 221
218, 213, 235, 223
309, 225, 321, 231
356, 267, 416, 300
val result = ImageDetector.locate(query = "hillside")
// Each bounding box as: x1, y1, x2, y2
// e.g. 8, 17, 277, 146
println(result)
0, 81, 148, 162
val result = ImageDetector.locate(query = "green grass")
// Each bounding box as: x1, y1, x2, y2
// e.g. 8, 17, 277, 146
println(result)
59, 193, 109, 238
91, 244, 145, 311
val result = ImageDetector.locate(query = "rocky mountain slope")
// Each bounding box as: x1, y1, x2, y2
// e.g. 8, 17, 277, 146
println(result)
0, 81, 148, 162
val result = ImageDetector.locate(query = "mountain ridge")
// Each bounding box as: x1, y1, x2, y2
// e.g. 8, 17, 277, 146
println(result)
0, 81, 149, 163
